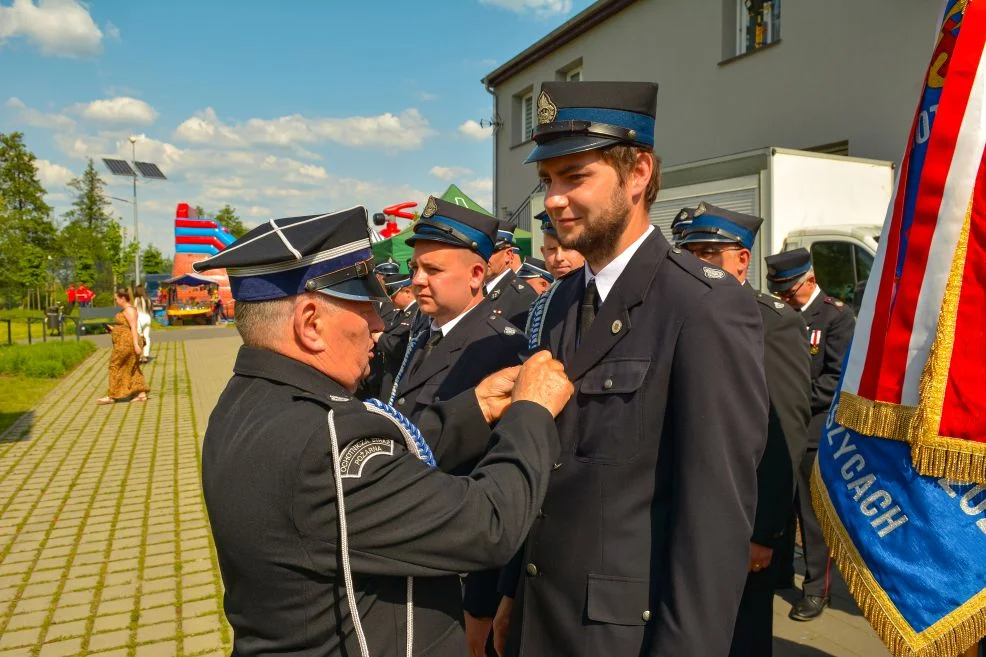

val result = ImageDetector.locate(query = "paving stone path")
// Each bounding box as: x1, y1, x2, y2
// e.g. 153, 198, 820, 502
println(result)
0, 331, 892, 657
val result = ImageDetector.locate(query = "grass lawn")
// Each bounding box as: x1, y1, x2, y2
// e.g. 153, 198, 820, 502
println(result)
0, 375, 58, 435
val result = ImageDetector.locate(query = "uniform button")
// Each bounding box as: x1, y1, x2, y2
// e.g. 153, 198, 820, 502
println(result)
642, 610, 651, 621
397, 397, 405, 405
526, 563, 538, 577
433, 395, 441, 403
551, 462, 563, 471
602, 378, 613, 390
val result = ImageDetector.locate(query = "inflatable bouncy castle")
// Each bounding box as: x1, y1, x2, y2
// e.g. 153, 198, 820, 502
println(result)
171, 203, 235, 315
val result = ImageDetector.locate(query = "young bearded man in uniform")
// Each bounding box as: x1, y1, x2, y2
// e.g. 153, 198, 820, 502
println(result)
494, 81, 769, 657
678, 203, 812, 656
195, 206, 573, 657
765, 248, 855, 622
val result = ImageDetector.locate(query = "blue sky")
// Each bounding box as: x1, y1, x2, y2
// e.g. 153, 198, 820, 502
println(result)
1, 0, 593, 256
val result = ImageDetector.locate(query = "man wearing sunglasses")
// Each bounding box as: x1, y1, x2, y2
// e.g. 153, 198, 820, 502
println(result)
679, 203, 811, 657
765, 248, 856, 622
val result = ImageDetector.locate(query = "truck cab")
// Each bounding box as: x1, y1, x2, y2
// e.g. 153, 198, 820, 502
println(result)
782, 225, 880, 311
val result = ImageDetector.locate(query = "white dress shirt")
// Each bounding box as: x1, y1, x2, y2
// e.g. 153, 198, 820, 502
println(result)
431, 301, 481, 336
583, 225, 655, 304
485, 269, 511, 294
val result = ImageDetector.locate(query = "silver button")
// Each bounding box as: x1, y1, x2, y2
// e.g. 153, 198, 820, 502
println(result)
642, 610, 651, 621
397, 397, 405, 405
526, 563, 538, 577
551, 462, 563, 471
602, 378, 613, 390
672, 247, 682, 255
433, 395, 441, 403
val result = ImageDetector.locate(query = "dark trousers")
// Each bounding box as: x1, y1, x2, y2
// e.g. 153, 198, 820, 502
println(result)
795, 448, 831, 597
730, 562, 775, 657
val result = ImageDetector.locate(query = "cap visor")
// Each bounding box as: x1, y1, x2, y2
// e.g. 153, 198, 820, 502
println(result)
405, 233, 466, 250
524, 135, 622, 164
316, 275, 389, 302
766, 278, 800, 294
677, 233, 742, 247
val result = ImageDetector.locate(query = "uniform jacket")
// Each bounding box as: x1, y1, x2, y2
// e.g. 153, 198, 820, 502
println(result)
506, 230, 769, 657
393, 297, 528, 431
202, 347, 559, 657
802, 289, 856, 448
487, 269, 538, 329
356, 300, 399, 398
374, 301, 417, 401
748, 284, 812, 546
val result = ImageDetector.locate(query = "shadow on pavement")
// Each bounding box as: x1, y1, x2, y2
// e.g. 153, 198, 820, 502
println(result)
0, 410, 34, 442
775, 637, 844, 656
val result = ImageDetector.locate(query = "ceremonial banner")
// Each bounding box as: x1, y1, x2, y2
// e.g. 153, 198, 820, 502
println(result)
813, 2, 986, 655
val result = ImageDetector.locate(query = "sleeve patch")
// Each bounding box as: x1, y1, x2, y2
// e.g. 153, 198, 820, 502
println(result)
338, 438, 395, 479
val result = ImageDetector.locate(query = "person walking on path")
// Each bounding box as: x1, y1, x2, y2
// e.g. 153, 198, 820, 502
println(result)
96, 288, 149, 405
133, 285, 153, 363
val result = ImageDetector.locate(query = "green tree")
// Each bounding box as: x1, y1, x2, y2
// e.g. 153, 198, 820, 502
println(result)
194, 205, 207, 219
0, 132, 58, 306
61, 158, 120, 290
215, 204, 247, 238
141, 244, 169, 274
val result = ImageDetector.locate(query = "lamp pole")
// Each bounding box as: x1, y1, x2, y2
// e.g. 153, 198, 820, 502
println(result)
129, 136, 141, 287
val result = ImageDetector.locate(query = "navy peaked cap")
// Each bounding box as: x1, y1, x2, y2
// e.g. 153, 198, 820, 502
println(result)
192, 206, 387, 303
764, 248, 813, 293
677, 201, 763, 251
405, 196, 498, 261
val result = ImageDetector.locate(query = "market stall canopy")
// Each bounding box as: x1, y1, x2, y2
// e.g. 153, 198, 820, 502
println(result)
165, 272, 221, 287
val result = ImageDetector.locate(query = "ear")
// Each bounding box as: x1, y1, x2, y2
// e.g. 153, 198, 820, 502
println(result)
293, 295, 329, 353
471, 260, 488, 293
629, 151, 654, 201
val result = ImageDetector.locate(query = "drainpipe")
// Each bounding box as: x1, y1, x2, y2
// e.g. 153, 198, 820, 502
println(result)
484, 81, 498, 218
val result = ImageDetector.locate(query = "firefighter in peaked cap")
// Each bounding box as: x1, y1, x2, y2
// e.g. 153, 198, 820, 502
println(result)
484, 220, 538, 328
515, 256, 553, 295
536, 209, 585, 281
679, 202, 811, 656
765, 247, 856, 622
194, 206, 573, 657
493, 81, 768, 657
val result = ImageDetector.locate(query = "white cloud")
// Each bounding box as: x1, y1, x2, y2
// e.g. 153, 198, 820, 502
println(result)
429, 165, 474, 181
461, 177, 494, 211
457, 119, 493, 141
6, 96, 76, 130
35, 158, 74, 189
174, 106, 436, 151
74, 97, 158, 125
415, 91, 438, 102
104, 20, 119, 41
0, 0, 104, 57
479, 0, 572, 17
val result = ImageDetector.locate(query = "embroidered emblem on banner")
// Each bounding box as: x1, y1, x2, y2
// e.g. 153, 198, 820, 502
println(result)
537, 90, 557, 124
339, 438, 394, 479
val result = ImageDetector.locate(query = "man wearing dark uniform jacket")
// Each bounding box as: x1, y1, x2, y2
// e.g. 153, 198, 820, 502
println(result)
536, 210, 585, 281
484, 220, 538, 328
194, 206, 574, 657
493, 81, 768, 657
679, 203, 811, 657
393, 197, 529, 657
766, 247, 856, 622
516, 256, 553, 295
373, 272, 417, 402
357, 259, 402, 398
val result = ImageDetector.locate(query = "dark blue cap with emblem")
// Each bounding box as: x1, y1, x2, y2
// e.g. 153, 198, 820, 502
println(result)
764, 248, 813, 293
374, 258, 400, 276
670, 207, 694, 244
517, 256, 554, 282
535, 209, 557, 237
494, 220, 517, 251
526, 81, 659, 164
382, 273, 412, 296
192, 206, 388, 303
405, 196, 498, 261
677, 201, 763, 251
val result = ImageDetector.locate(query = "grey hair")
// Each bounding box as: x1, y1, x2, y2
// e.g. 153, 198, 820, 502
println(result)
233, 297, 295, 348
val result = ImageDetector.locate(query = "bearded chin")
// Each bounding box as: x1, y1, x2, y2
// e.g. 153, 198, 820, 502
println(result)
562, 188, 631, 265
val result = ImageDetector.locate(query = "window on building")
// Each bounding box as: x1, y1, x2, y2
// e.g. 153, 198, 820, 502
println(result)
737, 0, 780, 56
567, 67, 582, 82
522, 92, 534, 142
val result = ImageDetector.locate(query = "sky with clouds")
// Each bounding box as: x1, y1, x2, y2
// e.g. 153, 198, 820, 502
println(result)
1, 0, 592, 256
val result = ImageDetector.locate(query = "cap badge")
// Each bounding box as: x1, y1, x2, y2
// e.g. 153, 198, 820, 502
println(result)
422, 196, 438, 218
537, 90, 558, 124
695, 203, 707, 216
703, 266, 725, 280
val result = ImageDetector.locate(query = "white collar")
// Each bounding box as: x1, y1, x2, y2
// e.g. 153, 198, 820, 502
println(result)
431, 300, 481, 336
583, 226, 654, 304
799, 285, 822, 312
485, 268, 511, 294
401, 299, 417, 312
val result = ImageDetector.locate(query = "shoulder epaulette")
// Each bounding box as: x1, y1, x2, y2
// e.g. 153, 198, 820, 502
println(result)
666, 247, 719, 288
824, 297, 846, 311
486, 311, 526, 339
756, 291, 792, 316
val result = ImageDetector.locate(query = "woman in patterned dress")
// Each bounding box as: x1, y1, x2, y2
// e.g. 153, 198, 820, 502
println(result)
96, 288, 149, 404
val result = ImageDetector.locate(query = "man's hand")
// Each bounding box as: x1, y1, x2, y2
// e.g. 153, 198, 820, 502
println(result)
493, 596, 514, 656
464, 611, 493, 657
749, 542, 773, 573
512, 351, 573, 417
476, 365, 521, 424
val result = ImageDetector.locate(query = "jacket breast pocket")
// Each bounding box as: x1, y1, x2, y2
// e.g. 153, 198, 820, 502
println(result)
575, 358, 650, 463
585, 573, 652, 626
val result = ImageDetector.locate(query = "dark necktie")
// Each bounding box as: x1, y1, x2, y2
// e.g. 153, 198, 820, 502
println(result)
408, 329, 443, 378
579, 279, 599, 346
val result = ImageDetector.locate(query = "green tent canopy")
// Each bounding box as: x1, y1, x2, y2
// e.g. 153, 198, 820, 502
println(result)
372, 185, 531, 272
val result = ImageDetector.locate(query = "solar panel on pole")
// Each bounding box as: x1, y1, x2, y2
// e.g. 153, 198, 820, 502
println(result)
102, 159, 136, 177
135, 161, 167, 179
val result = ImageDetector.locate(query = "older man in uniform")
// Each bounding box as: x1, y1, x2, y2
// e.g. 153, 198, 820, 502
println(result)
485, 221, 538, 328
536, 210, 585, 280
390, 197, 530, 655
766, 248, 855, 622
516, 257, 553, 295
495, 81, 768, 657
678, 203, 812, 656
195, 206, 574, 657
669, 206, 694, 246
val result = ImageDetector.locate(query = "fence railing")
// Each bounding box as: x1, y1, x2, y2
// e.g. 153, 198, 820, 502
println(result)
2, 315, 83, 346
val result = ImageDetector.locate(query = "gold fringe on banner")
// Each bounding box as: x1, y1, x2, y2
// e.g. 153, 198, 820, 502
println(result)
811, 461, 986, 657
836, 392, 918, 443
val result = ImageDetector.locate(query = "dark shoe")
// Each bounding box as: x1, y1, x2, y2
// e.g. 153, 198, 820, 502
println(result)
789, 595, 829, 621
